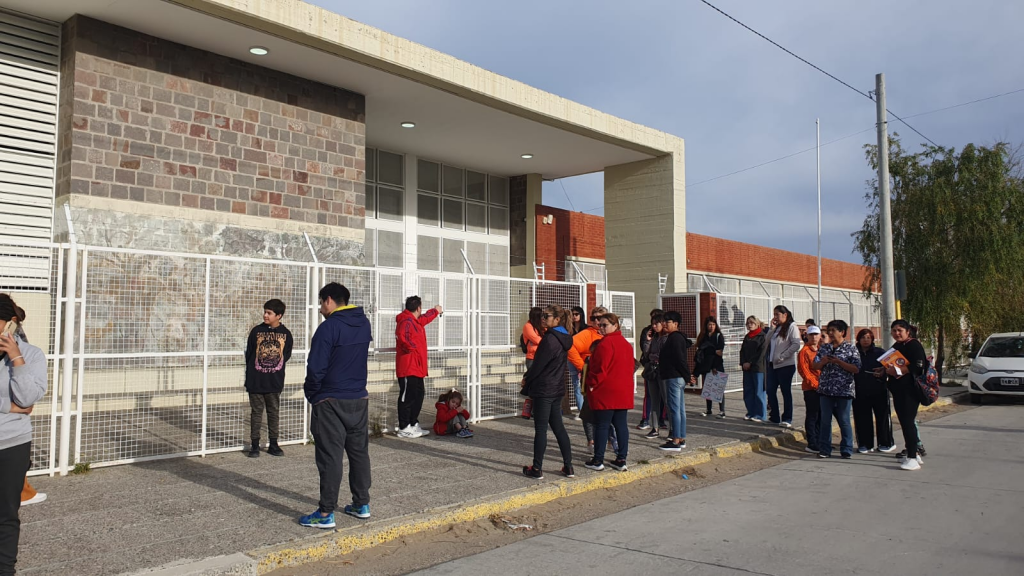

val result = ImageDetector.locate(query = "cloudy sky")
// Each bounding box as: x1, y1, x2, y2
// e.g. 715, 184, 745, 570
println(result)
315, 0, 1024, 263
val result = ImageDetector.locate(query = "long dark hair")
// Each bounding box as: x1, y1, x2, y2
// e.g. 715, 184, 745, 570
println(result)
527, 306, 544, 334
546, 304, 575, 336
0, 293, 27, 343
696, 315, 721, 346
773, 305, 794, 339
570, 306, 585, 332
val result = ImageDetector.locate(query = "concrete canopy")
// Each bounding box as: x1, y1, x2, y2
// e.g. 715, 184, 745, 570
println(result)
3, 0, 682, 179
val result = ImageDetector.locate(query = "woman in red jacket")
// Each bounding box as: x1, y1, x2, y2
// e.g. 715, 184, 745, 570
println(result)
584, 313, 636, 472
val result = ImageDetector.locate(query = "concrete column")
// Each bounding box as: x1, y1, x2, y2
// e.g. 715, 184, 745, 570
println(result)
510, 173, 544, 279
604, 147, 686, 326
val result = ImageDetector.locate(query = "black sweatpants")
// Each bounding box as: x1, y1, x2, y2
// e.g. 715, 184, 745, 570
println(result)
891, 385, 921, 459
853, 390, 894, 450
803, 389, 821, 451
531, 396, 574, 471
248, 392, 281, 442
397, 376, 426, 430
0, 442, 31, 576
311, 398, 371, 514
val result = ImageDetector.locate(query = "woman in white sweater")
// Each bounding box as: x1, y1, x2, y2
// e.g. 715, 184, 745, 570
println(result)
765, 305, 803, 427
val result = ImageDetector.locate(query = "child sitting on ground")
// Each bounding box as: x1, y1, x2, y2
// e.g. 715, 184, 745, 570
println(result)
434, 388, 474, 438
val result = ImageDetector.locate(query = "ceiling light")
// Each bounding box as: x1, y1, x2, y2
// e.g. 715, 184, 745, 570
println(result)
400, 122, 416, 128
249, 46, 269, 56
521, 153, 534, 159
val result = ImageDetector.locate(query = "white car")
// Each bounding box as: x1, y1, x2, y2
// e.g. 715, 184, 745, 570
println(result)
968, 332, 1024, 404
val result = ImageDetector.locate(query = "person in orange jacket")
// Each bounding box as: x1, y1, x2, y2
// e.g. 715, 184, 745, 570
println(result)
797, 325, 822, 453
566, 306, 607, 417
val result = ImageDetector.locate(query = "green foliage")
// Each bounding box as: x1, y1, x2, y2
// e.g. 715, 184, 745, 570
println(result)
71, 461, 92, 475
854, 136, 1024, 373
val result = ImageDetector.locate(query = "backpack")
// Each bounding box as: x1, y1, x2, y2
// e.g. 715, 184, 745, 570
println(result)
519, 333, 528, 354
916, 361, 940, 406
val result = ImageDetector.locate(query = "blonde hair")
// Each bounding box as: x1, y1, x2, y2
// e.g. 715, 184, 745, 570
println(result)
746, 315, 764, 329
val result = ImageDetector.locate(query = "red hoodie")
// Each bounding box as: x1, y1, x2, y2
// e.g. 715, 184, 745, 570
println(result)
433, 401, 471, 436
584, 330, 637, 411
395, 308, 439, 378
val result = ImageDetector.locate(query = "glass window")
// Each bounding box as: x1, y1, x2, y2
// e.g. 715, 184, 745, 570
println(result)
466, 170, 486, 202
364, 228, 375, 266
377, 186, 403, 221
488, 244, 509, 276
376, 230, 403, 268
466, 202, 487, 234
365, 148, 376, 182
417, 235, 440, 271
417, 194, 439, 227
417, 159, 439, 193
378, 150, 403, 186
465, 241, 487, 275
443, 238, 465, 273
443, 198, 464, 230
443, 165, 464, 197
489, 206, 508, 235
489, 175, 508, 206
365, 184, 376, 219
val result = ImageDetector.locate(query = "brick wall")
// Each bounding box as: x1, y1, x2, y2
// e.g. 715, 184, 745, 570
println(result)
534, 204, 605, 281
57, 16, 366, 229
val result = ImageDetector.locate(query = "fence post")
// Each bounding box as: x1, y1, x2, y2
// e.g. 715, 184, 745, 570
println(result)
200, 257, 211, 456
58, 205, 78, 476
73, 249, 89, 466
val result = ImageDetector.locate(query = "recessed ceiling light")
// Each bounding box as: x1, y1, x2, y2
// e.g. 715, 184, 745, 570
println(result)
249, 46, 269, 56
400, 121, 416, 128
521, 153, 534, 159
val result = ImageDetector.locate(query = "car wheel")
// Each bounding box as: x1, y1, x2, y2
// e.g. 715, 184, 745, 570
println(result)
970, 393, 982, 405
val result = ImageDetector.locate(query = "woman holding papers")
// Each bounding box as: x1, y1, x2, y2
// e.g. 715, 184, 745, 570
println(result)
884, 320, 928, 471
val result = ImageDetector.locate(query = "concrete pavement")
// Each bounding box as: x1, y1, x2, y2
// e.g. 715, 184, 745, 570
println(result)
413, 403, 1024, 576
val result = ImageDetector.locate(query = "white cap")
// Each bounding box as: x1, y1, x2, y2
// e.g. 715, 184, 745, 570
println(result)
806, 326, 821, 335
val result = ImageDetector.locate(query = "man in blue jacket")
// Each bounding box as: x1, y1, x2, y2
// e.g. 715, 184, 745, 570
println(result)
299, 282, 374, 528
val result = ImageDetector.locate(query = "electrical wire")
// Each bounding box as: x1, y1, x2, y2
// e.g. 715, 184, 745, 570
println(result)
698, 0, 939, 146
558, 178, 577, 212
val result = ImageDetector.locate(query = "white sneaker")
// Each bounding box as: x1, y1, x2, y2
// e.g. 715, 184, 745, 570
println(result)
804, 446, 818, 453
751, 417, 764, 423
21, 492, 47, 506
397, 425, 422, 439
878, 445, 897, 453
900, 457, 921, 471
413, 423, 430, 437
780, 422, 793, 429
857, 447, 870, 454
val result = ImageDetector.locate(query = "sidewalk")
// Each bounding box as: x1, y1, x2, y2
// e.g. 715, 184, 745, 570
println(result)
18, 386, 962, 575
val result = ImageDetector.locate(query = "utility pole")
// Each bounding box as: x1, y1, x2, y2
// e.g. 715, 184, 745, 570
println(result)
875, 73, 897, 347
816, 118, 822, 323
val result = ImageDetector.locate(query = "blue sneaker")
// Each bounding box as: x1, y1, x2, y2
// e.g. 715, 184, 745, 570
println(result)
344, 503, 371, 519
298, 510, 335, 529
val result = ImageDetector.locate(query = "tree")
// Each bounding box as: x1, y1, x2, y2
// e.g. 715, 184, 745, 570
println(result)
854, 136, 1024, 381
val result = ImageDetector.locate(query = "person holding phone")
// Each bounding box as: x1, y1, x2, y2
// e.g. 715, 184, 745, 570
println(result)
1, 293, 48, 574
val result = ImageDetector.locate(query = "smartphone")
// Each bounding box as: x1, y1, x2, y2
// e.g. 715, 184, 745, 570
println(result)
0, 320, 18, 339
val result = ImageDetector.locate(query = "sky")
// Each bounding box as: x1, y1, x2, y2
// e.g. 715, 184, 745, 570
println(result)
313, 0, 1024, 263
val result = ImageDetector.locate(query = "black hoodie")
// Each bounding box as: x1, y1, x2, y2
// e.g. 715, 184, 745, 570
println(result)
523, 326, 573, 399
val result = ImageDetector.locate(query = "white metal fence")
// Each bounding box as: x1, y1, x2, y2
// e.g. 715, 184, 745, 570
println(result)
1, 240, 626, 476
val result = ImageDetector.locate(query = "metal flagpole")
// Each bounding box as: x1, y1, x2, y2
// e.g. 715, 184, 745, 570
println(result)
816, 118, 822, 322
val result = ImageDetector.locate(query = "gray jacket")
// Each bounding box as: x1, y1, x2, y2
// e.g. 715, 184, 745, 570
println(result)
1, 335, 48, 451
768, 323, 803, 368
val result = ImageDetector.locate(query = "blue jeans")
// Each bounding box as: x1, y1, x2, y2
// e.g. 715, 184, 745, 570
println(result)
766, 363, 795, 424
664, 377, 688, 440
592, 409, 629, 464
818, 395, 853, 457
742, 371, 766, 419
568, 364, 583, 410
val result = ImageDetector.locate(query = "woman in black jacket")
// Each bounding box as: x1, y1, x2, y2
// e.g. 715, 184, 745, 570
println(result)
853, 329, 895, 453
885, 320, 928, 471
739, 316, 768, 422
695, 316, 726, 418
522, 305, 576, 480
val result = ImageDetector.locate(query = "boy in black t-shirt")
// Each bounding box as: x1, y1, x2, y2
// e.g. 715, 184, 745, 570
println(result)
244, 299, 294, 458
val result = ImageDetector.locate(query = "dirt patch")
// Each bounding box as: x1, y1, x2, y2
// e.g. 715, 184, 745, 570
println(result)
268, 402, 975, 576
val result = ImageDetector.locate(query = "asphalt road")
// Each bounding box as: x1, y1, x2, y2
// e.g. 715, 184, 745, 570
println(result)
412, 404, 1024, 576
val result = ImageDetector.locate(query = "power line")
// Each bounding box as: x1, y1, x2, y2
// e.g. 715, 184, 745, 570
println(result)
558, 179, 577, 212
900, 87, 1024, 120
698, 0, 939, 146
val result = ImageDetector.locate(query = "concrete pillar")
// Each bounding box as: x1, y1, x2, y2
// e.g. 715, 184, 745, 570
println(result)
510, 173, 544, 279
604, 148, 686, 327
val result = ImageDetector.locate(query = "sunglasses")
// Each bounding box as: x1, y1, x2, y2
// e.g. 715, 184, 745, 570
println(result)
598, 323, 612, 329
589, 316, 600, 321
542, 313, 554, 319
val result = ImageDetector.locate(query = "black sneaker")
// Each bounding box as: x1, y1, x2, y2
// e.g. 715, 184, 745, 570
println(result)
522, 465, 543, 480
561, 465, 575, 478
267, 441, 284, 457
818, 453, 830, 458
918, 446, 927, 457
608, 459, 628, 472
644, 429, 660, 440
584, 458, 605, 471
247, 442, 260, 458
658, 441, 683, 452
636, 420, 651, 430
840, 453, 852, 459
896, 449, 908, 460
700, 411, 711, 417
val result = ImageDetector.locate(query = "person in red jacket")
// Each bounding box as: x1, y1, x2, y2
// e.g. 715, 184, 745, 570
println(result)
584, 313, 636, 472
433, 388, 473, 438
395, 295, 442, 439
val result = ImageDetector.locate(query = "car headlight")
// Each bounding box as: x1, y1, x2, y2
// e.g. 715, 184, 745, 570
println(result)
970, 364, 989, 375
